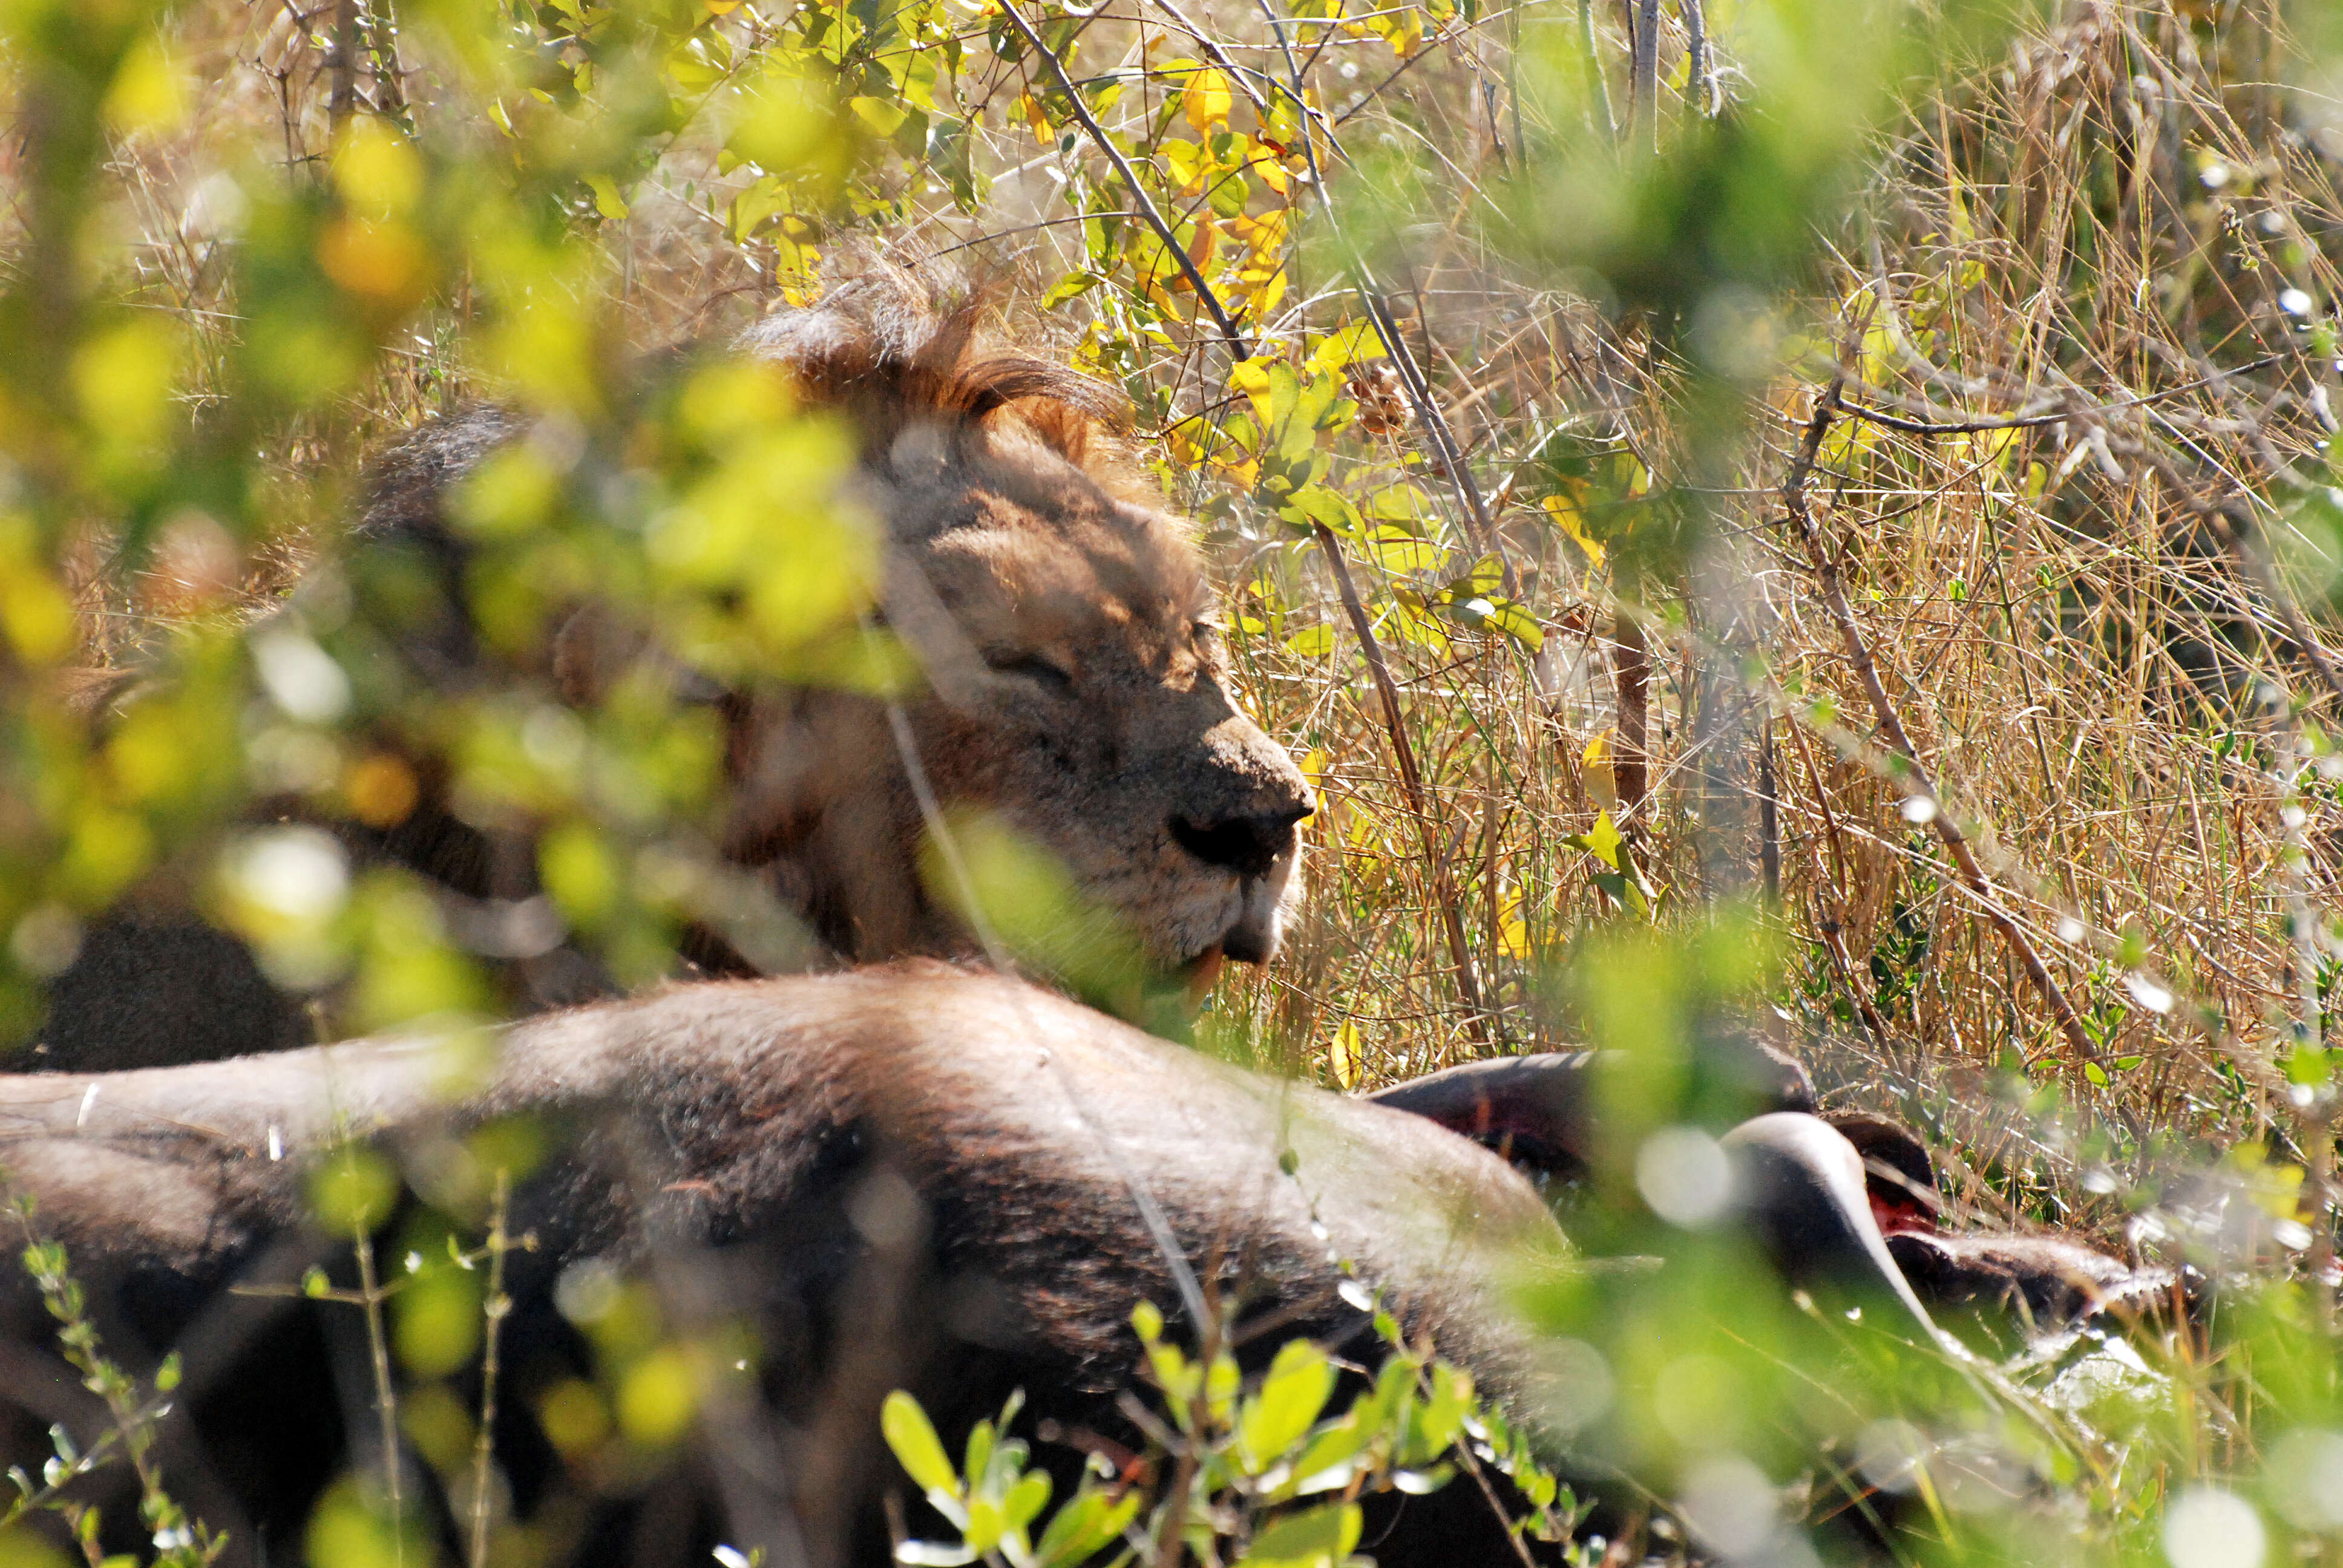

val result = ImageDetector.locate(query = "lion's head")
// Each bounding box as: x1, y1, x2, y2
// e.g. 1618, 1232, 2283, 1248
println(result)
355, 270, 1312, 999
712, 276, 1314, 983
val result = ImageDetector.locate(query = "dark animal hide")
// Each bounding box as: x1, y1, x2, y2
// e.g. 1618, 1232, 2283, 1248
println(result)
0, 964, 1561, 1568
1369, 1051, 2177, 1348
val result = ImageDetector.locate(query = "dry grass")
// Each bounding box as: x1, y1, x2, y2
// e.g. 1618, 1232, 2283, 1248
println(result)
30, 0, 2343, 1251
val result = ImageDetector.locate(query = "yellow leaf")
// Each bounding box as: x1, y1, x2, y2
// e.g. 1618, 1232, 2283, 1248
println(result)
1228, 357, 1277, 423
583, 174, 629, 221
1542, 487, 1604, 570
1245, 266, 1288, 318
1286, 623, 1335, 659
1496, 889, 1530, 960
1183, 68, 1233, 133
1299, 746, 1331, 797
1329, 1019, 1360, 1088
1581, 729, 1617, 811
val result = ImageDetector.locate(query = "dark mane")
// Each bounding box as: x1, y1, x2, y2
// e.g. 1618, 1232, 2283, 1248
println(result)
733, 265, 1127, 471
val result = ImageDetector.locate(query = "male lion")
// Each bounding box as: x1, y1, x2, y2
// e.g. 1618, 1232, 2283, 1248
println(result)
32, 273, 1313, 1066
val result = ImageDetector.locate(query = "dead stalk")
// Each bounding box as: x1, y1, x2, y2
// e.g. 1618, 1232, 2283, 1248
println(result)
1610, 594, 1650, 835
1314, 520, 1491, 1037
329, 0, 360, 132
1782, 370, 2099, 1068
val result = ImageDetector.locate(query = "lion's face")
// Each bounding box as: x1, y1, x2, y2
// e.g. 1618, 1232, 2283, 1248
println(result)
724, 418, 1313, 982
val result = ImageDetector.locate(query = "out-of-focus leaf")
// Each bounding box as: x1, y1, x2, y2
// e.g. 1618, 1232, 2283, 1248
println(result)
881, 1390, 960, 1498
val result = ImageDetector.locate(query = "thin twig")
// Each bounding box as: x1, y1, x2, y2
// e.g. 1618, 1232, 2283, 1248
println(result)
1144, 0, 1272, 116
1781, 717, 1892, 1047
1148, 1292, 1222, 1568
1835, 351, 2287, 436
467, 1170, 512, 1568
1250, 0, 1517, 596
995, 0, 1254, 355
1610, 591, 1650, 834
1630, 0, 1659, 149
352, 1222, 405, 1567
329, 0, 361, 132
1680, 0, 1713, 119
1313, 521, 1490, 1036
1781, 370, 2100, 1068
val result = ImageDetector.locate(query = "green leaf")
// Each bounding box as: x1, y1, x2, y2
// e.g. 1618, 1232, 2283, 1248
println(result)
849, 95, 908, 136
1565, 811, 1624, 871
1361, 525, 1440, 576
1285, 1416, 1371, 1496
881, 1390, 960, 1498
1280, 483, 1362, 537
584, 172, 629, 220
1240, 1500, 1362, 1567
728, 178, 790, 243
1411, 1362, 1473, 1457
1035, 1489, 1142, 1567
1207, 169, 1250, 218
1238, 1339, 1337, 1473
963, 1415, 995, 1491
1040, 270, 1104, 309
1444, 553, 1506, 599
1364, 482, 1431, 521
1002, 1469, 1052, 1533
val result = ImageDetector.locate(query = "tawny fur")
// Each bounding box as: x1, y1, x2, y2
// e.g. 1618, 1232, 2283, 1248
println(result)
361, 268, 1314, 979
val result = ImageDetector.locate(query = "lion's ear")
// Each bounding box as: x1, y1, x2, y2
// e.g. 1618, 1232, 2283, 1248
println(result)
887, 420, 953, 488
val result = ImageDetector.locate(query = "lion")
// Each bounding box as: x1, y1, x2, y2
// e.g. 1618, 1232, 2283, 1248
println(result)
31, 273, 1312, 1067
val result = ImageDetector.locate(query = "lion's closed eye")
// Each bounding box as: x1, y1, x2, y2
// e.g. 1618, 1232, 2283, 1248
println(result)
985, 650, 1076, 694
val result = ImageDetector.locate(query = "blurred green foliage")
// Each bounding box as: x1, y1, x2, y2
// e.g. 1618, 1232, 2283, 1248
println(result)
2, 0, 2342, 1564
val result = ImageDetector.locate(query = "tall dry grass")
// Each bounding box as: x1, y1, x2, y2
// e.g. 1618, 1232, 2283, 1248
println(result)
29, 0, 2343, 1253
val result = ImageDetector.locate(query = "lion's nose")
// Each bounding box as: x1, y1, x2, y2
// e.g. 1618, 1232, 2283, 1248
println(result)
1170, 804, 1308, 880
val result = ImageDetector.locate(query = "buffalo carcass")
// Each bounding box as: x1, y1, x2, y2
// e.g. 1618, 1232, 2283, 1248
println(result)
0, 963, 1565, 1568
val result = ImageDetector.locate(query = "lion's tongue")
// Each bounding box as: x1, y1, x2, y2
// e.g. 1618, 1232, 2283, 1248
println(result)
1183, 944, 1226, 1004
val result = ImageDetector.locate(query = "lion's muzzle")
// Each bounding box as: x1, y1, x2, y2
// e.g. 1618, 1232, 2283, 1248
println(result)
1168, 803, 1308, 880
1170, 791, 1311, 965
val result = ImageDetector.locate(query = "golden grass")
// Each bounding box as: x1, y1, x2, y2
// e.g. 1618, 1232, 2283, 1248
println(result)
30, 0, 2343, 1247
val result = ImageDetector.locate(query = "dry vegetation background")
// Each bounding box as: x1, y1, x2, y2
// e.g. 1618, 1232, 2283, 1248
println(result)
6, 0, 2343, 1557
30, 0, 2343, 1250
